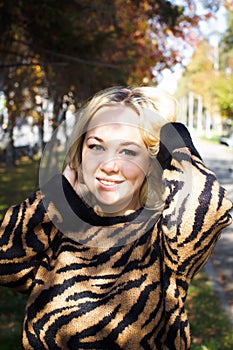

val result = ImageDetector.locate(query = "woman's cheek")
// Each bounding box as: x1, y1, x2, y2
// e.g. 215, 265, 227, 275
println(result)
82, 151, 100, 169
122, 160, 146, 180
123, 159, 148, 177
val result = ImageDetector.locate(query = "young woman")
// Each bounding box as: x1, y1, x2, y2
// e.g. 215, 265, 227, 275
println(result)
0, 87, 232, 349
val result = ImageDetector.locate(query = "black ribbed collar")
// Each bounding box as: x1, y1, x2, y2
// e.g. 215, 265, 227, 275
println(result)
61, 175, 152, 227
41, 174, 156, 228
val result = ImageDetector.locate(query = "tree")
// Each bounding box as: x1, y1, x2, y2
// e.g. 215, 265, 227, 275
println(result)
175, 3, 233, 130
212, 74, 233, 120
215, 8, 233, 121
175, 39, 219, 115
0, 1, 224, 96
0, 0, 227, 152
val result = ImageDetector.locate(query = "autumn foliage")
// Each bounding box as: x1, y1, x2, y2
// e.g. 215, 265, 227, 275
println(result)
0, 0, 226, 118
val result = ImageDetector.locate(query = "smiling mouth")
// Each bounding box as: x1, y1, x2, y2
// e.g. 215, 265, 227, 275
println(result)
97, 178, 124, 186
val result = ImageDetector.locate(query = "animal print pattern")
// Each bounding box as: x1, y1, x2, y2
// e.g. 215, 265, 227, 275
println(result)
0, 147, 232, 349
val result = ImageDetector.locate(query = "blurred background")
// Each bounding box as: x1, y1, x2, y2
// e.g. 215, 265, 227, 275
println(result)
0, 0, 232, 167
0, 1, 233, 349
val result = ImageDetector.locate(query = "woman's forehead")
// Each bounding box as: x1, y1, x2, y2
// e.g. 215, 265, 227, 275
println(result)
87, 105, 140, 130
85, 106, 147, 145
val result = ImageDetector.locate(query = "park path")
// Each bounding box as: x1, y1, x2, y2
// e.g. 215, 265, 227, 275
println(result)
193, 134, 233, 325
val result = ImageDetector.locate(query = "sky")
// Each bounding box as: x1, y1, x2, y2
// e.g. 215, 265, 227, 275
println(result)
157, 5, 228, 94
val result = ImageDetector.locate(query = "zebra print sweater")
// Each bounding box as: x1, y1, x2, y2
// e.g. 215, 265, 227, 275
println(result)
0, 147, 232, 349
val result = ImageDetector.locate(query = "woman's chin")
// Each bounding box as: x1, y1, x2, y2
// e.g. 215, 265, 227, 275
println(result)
94, 202, 127, 216
94, 196, 139, 217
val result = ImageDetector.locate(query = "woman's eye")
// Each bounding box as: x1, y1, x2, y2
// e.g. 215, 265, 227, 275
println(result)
121, 149, 136, 156
89, 144, 104, 151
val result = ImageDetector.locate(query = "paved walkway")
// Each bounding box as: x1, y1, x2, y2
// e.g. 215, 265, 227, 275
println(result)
193, 135, 233, 325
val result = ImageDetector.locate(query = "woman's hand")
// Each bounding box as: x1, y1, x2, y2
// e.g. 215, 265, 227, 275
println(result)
157, 122, 201, 169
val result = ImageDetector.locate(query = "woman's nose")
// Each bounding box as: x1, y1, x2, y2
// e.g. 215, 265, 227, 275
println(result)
100, 156, 120, 173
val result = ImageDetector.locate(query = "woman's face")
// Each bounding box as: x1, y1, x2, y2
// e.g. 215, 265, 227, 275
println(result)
80, 105, 151, 216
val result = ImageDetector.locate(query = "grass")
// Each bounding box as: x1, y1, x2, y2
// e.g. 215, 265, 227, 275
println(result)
0, 156, 40, 220
187, 272, 233, 350
199, 134, 220, 144
0, 288, 27, 349
0, 157, 232, 349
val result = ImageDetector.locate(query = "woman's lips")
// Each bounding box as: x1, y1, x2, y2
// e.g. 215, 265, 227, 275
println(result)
96, 178, 124, 189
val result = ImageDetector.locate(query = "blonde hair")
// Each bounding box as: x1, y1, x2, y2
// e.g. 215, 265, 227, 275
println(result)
65, 86, 178, 210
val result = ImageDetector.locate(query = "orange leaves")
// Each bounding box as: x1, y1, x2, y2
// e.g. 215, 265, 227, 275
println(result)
0, 0, 226, 100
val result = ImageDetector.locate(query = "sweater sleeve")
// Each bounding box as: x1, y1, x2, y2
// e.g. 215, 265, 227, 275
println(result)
161, 146, 232, 280
0, 190, 57, 293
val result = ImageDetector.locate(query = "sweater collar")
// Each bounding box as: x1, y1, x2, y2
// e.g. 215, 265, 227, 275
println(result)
62, 175, 150, 227
41, 174, 160, 247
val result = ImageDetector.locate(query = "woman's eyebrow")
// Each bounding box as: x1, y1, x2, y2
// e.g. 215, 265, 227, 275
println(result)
119, 141, 143, 148
86, 137, 144, 149
86, 136, 103, 142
